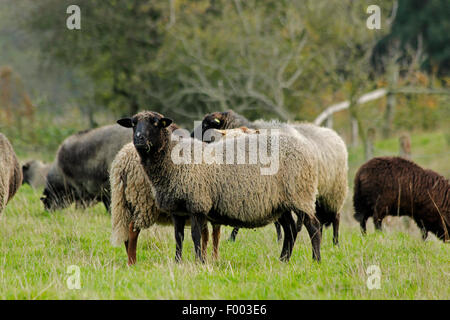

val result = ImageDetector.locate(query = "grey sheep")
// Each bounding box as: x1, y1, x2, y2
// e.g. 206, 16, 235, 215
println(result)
117, 111, 322, 263
198, 110, 348, 245
22, 160, 51, 189
41, 124, 132, 211
110, 127, 256, 264
0, 133, 22, 218
110, 141, 221, 265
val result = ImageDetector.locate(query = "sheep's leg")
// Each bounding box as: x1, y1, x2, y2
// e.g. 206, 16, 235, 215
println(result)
127, 222, 140, 266
303, 215, 321, 262
421, 228, 428, 241
191, 214, 206, 263
228, 228, 239, 242
274, 221, 282, 242
212, 224, 221, 260
102, 195, 111, 212
279, 212, 296, 262
332, 215, 340, 246
374, 218, 383, 231
173, 215, 187, 263
360, 217, 368, 235
201, 223, 209, 259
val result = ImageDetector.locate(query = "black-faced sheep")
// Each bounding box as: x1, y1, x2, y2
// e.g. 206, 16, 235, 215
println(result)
110, 127, 261, 264
118, 111, 322, 263
353, 156, 450, 242
22, 160, 51, 189
110, 141, 221, 265
40, 124, 132, 212
0, 133, 22, 218
198, 110, 348, 245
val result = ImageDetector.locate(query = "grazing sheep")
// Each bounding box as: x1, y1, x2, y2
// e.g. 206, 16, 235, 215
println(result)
118, 111, 322, 263
22, 160, 51, 189
41, 161, 87, 211
0, 133, 22, 218
110, 141, 221, 265
353, 156, 450, 242
198, 110, 348, 245
40, 124, 132, 212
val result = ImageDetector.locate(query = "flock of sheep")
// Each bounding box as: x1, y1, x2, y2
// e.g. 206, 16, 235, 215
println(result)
1, 109, 449, 266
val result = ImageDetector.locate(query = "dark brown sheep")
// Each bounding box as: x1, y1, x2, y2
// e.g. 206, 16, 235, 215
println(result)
353, 156, 449, 242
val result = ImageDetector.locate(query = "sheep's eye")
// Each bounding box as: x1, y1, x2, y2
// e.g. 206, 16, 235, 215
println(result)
132, 119, 137, 127
214, 118, 221, 124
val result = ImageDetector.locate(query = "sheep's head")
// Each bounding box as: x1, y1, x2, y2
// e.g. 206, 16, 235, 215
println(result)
40, 174, 75, 211
117, 111, 173, 155
201, 111, 232, 134
22, 161, 33, 185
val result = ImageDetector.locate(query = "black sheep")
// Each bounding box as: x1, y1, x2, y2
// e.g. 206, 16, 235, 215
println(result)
353, 156, 449, 242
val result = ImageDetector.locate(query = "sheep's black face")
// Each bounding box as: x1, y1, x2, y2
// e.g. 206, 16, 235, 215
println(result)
117, 111, 172, 155
22, 162, 31, 185
40, 186, 71, 211
201, 112, 228, 135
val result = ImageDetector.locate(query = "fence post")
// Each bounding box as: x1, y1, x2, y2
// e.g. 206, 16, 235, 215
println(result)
399, 134, 411, 160
325, 115, 333, 128
365, 127, 375, 161
351, 116, 359, 147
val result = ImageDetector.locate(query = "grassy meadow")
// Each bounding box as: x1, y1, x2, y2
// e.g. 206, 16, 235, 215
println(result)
0, 130, 449, 299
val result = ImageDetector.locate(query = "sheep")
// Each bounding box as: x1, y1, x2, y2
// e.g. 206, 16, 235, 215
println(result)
110, 140, 222, 265
110, 127, 258, 264
198, 110, 348, 245
117, 111, 322, 263
40, 124, 132, 211
0, 133, 22, 218
353, 156, 450, 242
22, 160, 51, 189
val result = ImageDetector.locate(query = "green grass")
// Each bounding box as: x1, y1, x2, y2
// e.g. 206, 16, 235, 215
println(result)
0, 130, 449, 299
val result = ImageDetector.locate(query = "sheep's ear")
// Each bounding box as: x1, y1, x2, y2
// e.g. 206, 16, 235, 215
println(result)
158, 117, 172, 128
117, 118, 133, 128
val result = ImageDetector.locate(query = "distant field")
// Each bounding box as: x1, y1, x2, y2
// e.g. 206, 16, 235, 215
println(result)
0, 130, 448, 299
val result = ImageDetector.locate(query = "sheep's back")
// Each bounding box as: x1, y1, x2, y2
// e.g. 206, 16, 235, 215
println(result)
57, 124, 132, 197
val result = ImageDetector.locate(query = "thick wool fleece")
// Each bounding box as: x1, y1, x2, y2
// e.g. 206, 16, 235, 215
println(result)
0, 133, 22, 217
110, 127, 264, 245
354, 156, 450, 241
110, 143, 172, 246
142, 124, 319, 228
200, 110, 348, 231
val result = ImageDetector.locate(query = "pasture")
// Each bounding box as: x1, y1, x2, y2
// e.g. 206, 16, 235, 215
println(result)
0, 131, 448, 300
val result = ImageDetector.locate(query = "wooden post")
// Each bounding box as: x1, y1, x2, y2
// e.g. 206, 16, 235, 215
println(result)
351, 116, 358, 147
365, 128, 375, 161
382, 64, 399, 138
399, 134, 411, 160
325, 115, 333, 128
